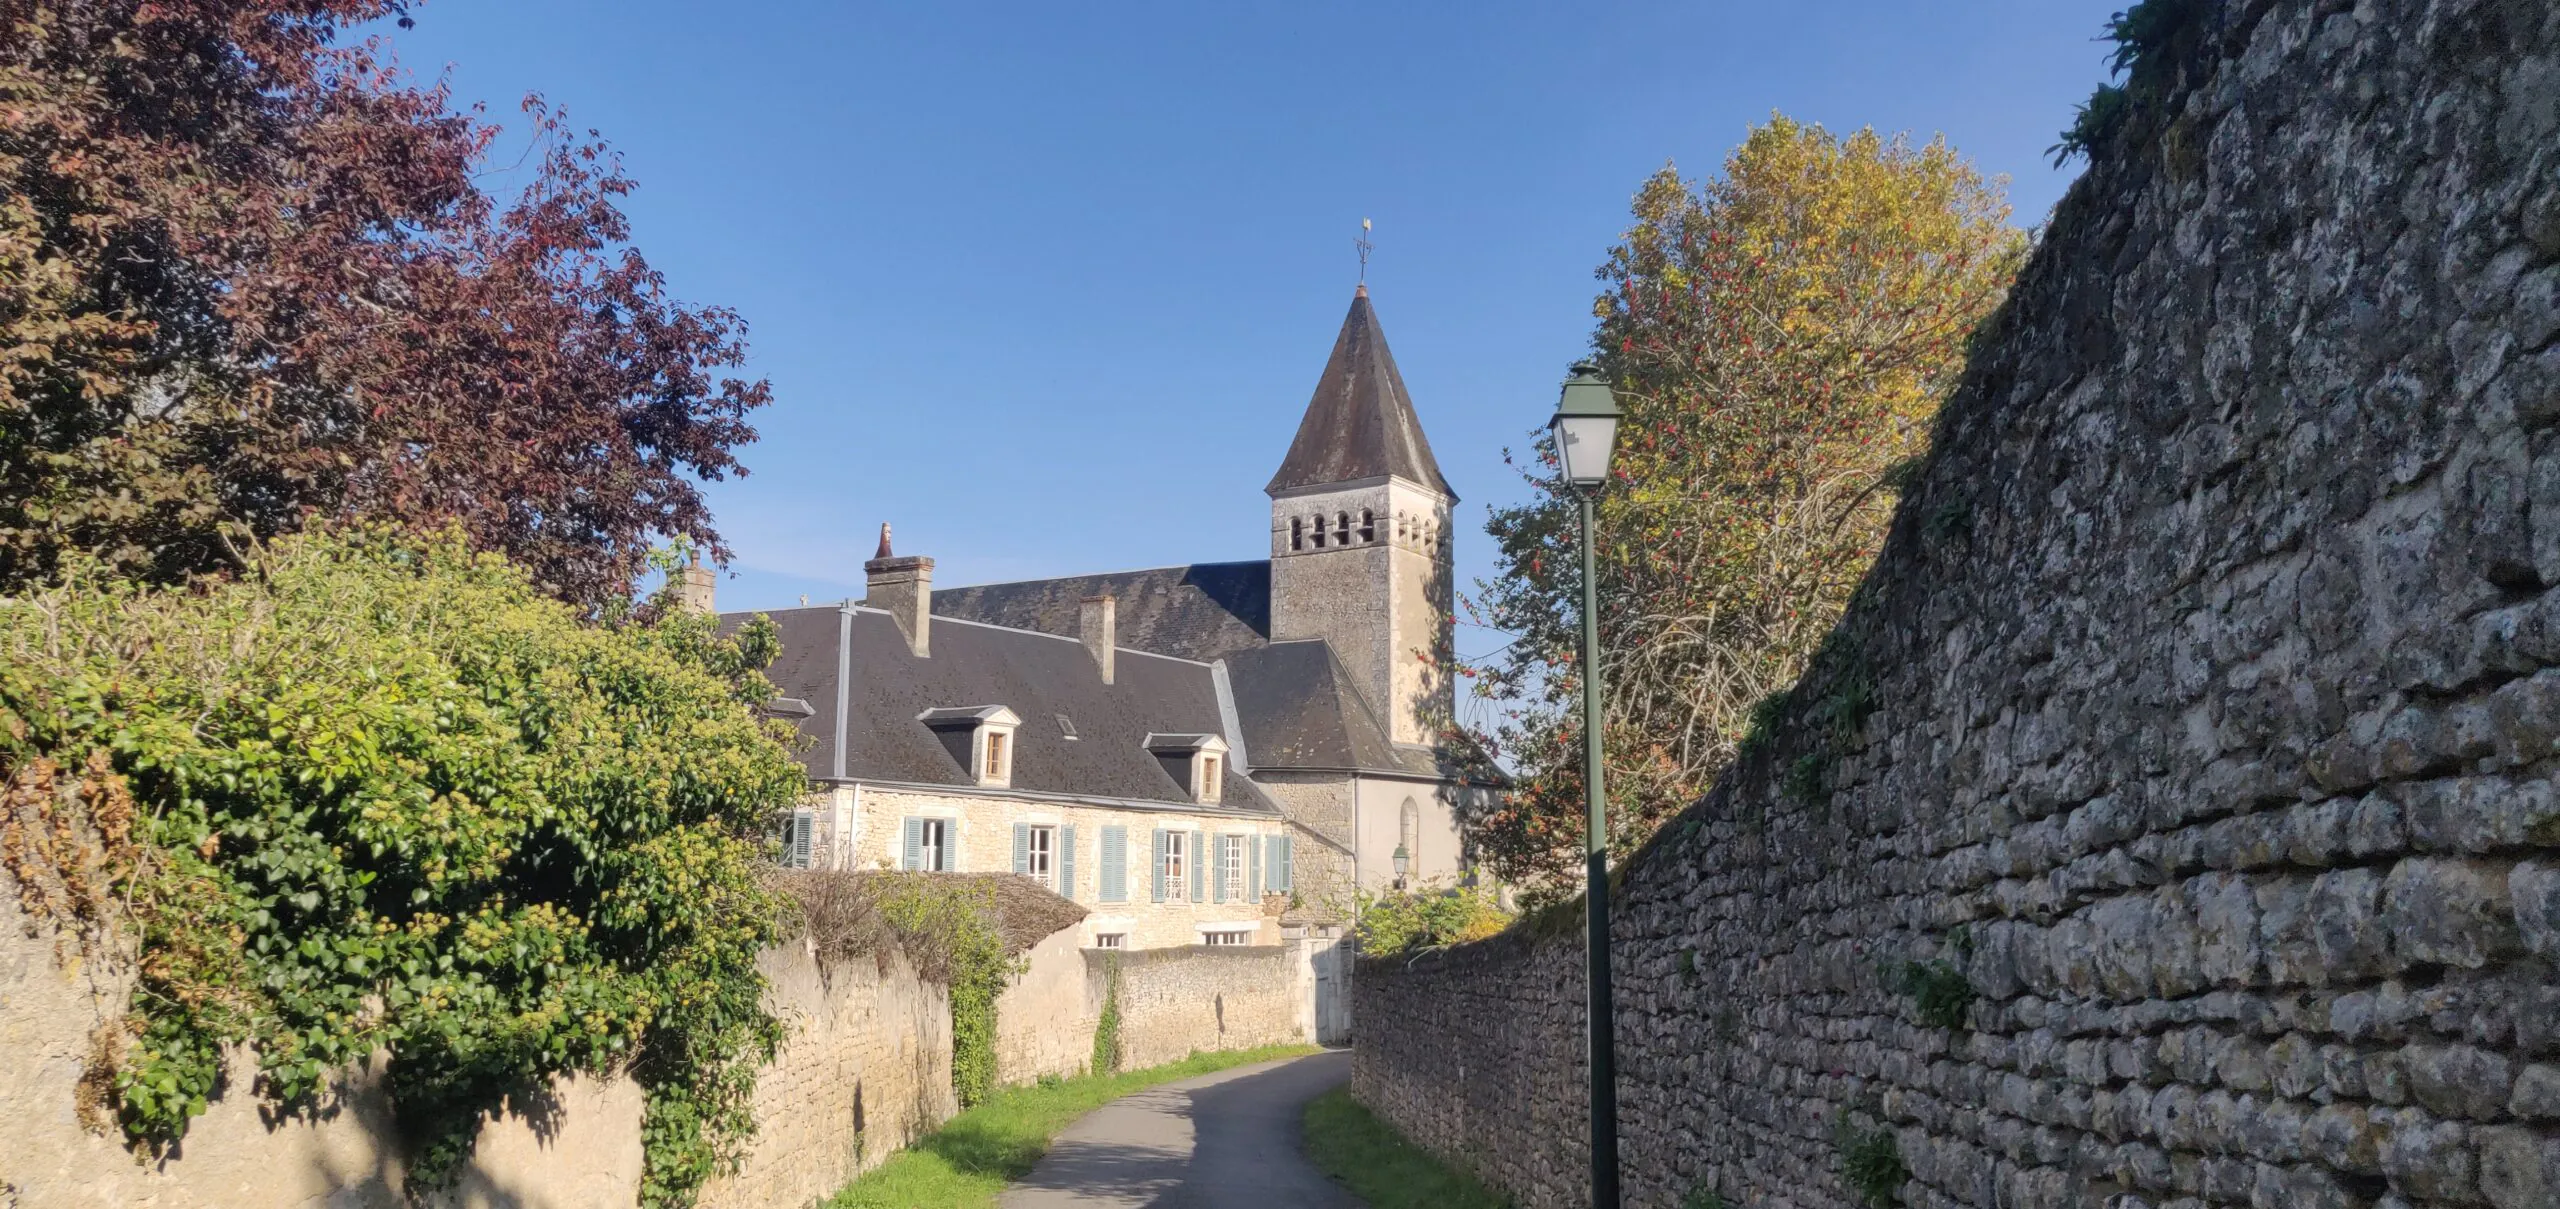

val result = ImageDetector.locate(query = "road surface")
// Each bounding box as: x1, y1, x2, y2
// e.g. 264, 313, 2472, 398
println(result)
999, 1050, 1359, 1208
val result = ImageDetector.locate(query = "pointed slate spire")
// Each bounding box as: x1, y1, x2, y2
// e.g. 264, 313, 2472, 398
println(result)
1265, 286, 1454, 501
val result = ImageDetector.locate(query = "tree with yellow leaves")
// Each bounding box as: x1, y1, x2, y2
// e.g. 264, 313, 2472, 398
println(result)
1465, 115, 2028, 897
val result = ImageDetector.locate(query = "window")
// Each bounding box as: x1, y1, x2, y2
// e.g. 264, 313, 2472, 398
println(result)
1094, 932, 1127, 950
1203, 929, 1250, 947
1163, 830, 1187, 889
1056, 713, 1079, 740
1220, 835, 1243, 903
1290, 516, 1303, 551
1360, 509, 1376, 542
903, 817, 950, 871
780, 809, 815, 869
982, 729, 1010, 784
1197, 754, 1222, 804
1336, 511, 1352, 544
1026, 825, 1055, 888
1310, 513, 1327, 548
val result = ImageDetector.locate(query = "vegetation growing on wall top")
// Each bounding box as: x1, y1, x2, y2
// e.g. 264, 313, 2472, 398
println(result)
0, 528, 806, 1207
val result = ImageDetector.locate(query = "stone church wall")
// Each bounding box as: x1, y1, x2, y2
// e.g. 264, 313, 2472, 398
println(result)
1354, 2, 2560, 1206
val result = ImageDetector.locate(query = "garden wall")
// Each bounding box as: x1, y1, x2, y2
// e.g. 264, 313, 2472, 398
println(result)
994, 934, 1319, 1082
1355, 1, 2560, 1206
0, 891, 950, 1209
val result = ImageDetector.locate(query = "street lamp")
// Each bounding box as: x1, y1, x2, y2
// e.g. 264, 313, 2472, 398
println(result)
1391, 844, 1410, 888
1550, 360, 1623, 1209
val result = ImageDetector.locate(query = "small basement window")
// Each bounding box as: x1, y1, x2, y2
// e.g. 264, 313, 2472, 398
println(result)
1201, 926, 1253, 947
1094, 932, 1127, 950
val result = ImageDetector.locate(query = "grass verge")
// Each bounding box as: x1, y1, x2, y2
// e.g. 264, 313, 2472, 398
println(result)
824, 1044, 1320, 1208
1301, 1086, 1509, 1209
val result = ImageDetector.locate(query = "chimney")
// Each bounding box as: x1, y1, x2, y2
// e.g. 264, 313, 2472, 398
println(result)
862, 523, 932, 657
1080, 595, 1116, 684
673, 552, 716, 615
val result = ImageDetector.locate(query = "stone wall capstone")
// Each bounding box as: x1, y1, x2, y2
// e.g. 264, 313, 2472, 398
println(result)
1355, 2, 2560, 1207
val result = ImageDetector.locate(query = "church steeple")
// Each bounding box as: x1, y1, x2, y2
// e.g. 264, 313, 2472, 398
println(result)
1264, 287, 1457, 748
1265, 287, 1453, 501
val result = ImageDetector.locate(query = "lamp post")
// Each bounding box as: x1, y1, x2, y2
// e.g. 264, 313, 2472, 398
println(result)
1391, 844, 1410, 889
1551, 361, 1623, 1209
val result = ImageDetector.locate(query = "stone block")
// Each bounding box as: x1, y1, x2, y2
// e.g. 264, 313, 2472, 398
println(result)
2384, 857, 2518, 969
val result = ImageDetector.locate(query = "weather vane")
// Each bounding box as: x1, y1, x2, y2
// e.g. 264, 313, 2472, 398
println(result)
1355, 217, 1373, 285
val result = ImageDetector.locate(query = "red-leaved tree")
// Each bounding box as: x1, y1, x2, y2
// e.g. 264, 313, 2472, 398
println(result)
0, 0, 768, 604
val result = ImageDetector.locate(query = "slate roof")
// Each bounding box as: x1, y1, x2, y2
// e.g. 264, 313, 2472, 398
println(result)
1221, 641, 1430, 775
930, 562, 1270, 664
1266, 287, 1454, 500
731, 604, 1281, 815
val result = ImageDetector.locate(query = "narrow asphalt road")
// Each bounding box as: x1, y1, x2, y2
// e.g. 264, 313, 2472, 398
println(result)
998, 1050, 1360, 1209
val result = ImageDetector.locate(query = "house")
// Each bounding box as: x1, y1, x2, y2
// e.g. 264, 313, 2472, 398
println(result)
713, 285, 1500, 950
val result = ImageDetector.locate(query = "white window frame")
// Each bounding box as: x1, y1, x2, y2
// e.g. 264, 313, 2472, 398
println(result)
918, 817, 950, 872
1162, 830, 1187, 891
1026, 823, 1057, 889
978, 723, 1017, 787
1220, 834, 1243, 899
1199, 923, 1255, 947
1093, 932, 1128, 950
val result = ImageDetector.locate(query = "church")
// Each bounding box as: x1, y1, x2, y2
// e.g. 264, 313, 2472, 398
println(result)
713, 285, 1499, 948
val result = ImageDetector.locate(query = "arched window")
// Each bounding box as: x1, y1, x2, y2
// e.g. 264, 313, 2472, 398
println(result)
1360, 509, 1376, 543
1336, 512, 1352, 544
1290, 516, 1304, 551
1310, 513, 1326, 547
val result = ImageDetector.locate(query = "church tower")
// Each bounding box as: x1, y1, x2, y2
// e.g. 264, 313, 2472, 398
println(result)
1266, 286, 1455, 747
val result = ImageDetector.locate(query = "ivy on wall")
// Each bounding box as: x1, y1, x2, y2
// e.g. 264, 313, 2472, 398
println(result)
0, 528, 808, 1207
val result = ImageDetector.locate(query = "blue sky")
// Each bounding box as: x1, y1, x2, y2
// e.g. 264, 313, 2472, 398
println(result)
386, 0, 2119, 674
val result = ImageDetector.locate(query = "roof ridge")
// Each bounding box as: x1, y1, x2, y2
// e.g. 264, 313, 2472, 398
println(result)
936, 559, 1268, 592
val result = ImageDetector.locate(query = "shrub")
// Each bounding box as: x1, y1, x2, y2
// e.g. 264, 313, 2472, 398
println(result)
1351, 880, 1514, 957
0, 528, 806, 1206
1834, 1113, 1907, 1207
1894, 958, 1977, 1031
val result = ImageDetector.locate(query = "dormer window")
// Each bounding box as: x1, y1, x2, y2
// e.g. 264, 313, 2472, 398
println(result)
982, 728, 1011, 785
918, 705, 1023, 788
1145, 733, 1230, 805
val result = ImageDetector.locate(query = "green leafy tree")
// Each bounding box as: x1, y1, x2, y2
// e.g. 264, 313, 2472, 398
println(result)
0, 527, 805, 1206
1466, 116, 2028, 896
1349, 880, 1512, 957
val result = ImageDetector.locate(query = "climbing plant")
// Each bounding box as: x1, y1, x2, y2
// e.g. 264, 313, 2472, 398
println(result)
1092, 952, 1126, 1075
871, 875, 1025, 1107
0, 527, 806, 1206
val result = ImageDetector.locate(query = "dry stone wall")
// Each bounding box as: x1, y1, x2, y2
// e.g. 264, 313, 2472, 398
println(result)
1100, 944, 1311, 1071
1356, 2, 2560, 1207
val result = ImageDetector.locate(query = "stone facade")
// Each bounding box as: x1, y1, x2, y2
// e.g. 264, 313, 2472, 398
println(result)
837, 786, 1286, 950
1354, 3, 2560, 1207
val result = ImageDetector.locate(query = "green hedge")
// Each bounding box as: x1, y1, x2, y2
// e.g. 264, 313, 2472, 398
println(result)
0, 528, 807, 1207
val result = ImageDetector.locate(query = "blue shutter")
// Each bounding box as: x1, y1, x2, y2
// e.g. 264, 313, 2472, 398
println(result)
1272, 835, 1292, 892
1101, 826, 1125, 902
1248, 835, 1263, 900
1189, 830, 1206, 903
1061, 825, 1079, 899
1151, 828, 1167, 903
1212, 835, 1229, 903
902, 817, 923, 872
1012, 822, 1031, 876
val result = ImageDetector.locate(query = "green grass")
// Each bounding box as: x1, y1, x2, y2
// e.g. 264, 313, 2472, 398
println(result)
1301, 1087, 1510, 1209
824, 1044, 1320, 1208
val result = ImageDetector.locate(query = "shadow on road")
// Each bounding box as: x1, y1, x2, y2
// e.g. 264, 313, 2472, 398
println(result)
1002, 1050, 1356, 1208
